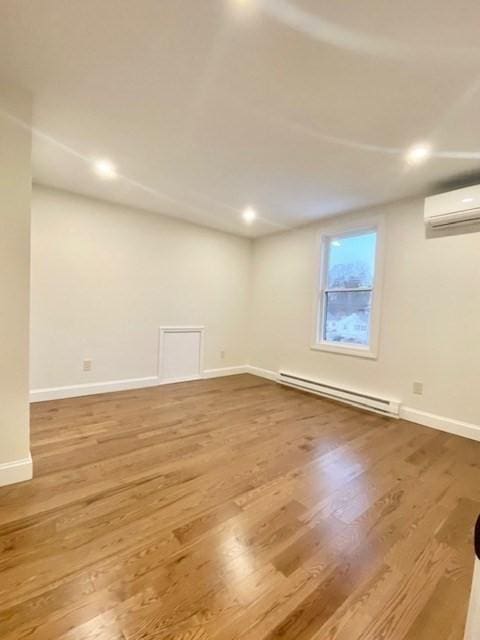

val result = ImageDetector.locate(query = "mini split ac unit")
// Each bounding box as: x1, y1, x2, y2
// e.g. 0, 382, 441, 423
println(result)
425, 184, 480, 229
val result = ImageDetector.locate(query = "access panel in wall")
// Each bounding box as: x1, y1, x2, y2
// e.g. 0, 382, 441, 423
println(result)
158, 327, 204, 383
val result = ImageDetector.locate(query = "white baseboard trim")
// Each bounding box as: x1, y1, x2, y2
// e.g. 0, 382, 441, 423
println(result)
400, 406, 480, 442
30, 376, 159, 402
30, 367, 252, 402
0, 454, 32, 487
203, 366, 248, 379
245, 365, 278, 381
159, 375, 203, 385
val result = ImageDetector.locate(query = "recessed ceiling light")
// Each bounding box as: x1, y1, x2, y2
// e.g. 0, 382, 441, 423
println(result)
93, 159, 117, 179
231, 0, 256, 17
242, 206, 257, 224
405, 144, 432, 166
462, 197, 474, 203
232, 0, 254, 8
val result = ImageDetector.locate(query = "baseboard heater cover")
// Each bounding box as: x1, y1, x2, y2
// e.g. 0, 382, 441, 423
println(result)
278, 371, 400, 418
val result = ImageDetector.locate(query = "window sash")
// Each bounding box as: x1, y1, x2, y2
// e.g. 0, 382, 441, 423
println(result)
320, 289, 373, 345
317, 230, 378, 349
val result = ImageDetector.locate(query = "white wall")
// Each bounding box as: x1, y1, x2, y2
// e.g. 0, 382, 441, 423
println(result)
0, 81, 32, 484
250, 198, 480, 427
30, 185, 251, 392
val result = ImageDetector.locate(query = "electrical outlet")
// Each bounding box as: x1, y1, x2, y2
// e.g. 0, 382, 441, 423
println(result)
413, 381, 423, 395
83, 359, 92, 372
220, 350, 225, 360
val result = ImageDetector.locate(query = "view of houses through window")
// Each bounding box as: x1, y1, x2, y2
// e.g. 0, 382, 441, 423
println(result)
320, 230, 377, 346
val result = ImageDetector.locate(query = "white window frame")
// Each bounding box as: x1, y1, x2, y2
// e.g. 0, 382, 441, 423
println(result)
311, 217, 385, 359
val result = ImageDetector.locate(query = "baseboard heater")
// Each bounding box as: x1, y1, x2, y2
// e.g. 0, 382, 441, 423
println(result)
278, 371, 400, 418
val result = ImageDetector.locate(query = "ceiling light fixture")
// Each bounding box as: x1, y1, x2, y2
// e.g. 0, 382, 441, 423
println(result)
242, 206, 257, 224
93, 159, 118, 179
405, 144, 432, 166
462, 197, 474, 203
232, 0, 255, 12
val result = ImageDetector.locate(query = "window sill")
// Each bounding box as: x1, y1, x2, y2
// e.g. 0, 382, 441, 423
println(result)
310, 342, 378, 360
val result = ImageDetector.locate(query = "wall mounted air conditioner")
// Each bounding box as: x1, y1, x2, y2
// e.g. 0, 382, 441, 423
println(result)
425, 185, 480, 229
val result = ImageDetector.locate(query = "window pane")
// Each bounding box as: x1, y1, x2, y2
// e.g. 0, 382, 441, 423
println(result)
324, 291, 372, 345
327, 231, 376, 289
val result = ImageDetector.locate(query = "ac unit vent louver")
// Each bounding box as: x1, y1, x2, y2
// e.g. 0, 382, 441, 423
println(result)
425, 185, 480, 230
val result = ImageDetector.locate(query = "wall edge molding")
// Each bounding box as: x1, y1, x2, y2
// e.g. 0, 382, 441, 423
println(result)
0, 454, 32, 487
400, 406, 480, 442
30, 376, 160, 402
244, 365, 278, 381
203, 366, 248, 379
31, 367, 252, 402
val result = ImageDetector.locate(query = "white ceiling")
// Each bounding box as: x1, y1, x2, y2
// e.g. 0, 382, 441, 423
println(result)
1, 0, 480, 237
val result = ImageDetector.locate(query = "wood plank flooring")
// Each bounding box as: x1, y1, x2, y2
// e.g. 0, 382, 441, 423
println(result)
0, 373, 479, 639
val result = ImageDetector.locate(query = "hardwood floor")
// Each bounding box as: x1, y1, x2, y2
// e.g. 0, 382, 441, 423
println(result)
0, 374, 479, 640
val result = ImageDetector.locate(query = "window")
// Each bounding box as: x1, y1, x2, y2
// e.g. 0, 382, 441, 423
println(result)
313, 222, 383, 358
